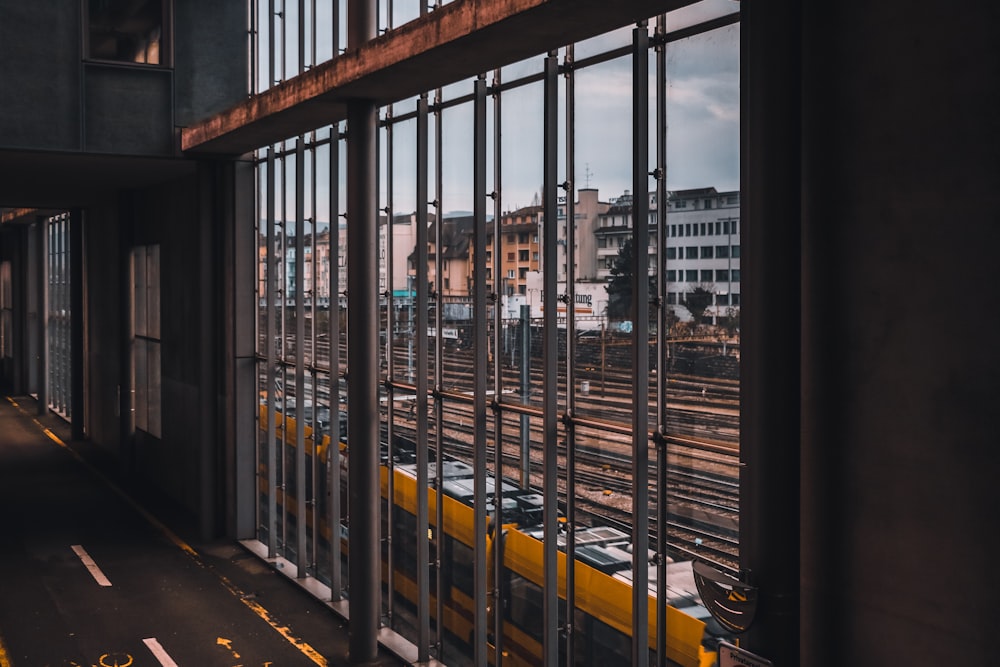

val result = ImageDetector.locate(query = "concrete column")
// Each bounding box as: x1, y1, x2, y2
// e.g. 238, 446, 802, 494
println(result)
740, 1, 801, 664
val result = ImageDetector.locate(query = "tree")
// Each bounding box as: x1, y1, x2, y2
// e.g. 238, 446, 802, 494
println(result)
683, 284, 715, 325
605, 239, 654, 323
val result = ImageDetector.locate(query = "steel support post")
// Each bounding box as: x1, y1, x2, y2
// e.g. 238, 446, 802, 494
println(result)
490, 70, 506, 666
471, 74, 490, 667
541, 51, 560, 667
266, 148, 279, 558
328, 127, 344, 600
415, 92, 432, 661
562, 46, 578, 667
631, 24, 651, 667
653, 15, 669, 663
346, 0, 379, 659
294, 139, 308, 571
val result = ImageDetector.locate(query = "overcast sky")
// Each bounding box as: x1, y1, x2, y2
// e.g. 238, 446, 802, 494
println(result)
271, 0, 740, 223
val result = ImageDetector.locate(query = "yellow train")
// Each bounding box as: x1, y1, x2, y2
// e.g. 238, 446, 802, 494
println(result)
262, 403, 722, 666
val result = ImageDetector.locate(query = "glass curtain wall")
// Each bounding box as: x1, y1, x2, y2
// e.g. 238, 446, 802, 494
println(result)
47, 212, 72, 419
252, 2, 740, 665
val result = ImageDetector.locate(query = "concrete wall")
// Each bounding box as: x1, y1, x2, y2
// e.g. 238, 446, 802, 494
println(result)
0, 1, 81, 150
83, 199, 123, 456
0, 0, 247, 155
800, 3, 999, 665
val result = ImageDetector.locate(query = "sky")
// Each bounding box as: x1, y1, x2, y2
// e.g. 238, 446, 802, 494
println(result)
267, 0, 740, 223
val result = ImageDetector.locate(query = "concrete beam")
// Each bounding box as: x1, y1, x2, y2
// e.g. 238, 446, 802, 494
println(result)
181, 0, 691, 155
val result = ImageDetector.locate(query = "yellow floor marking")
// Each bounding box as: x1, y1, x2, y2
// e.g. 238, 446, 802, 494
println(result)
6, 396, 328, 667
0, 630, 12, 667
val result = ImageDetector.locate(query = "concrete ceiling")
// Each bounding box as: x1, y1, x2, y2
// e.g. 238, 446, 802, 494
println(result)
0, 149, 197, 210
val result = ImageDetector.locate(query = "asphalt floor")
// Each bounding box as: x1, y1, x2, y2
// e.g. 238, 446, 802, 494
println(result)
0, 395, 408, 667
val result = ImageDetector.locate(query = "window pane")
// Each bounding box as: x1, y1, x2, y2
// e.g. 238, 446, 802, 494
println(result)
88, 0, 163, 64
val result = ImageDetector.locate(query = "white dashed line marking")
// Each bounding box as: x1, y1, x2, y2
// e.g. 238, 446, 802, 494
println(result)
143, 637, 179, 667
70, 544, 112, 587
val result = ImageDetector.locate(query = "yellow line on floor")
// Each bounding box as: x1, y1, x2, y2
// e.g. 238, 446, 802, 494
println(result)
6, 396, 328, 667
0, 630, 12, 667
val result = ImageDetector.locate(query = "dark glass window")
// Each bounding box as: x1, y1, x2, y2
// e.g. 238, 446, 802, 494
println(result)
88, 0, 165, 64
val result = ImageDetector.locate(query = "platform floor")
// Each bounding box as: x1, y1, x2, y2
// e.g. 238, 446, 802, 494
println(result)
0, 395, 408, 667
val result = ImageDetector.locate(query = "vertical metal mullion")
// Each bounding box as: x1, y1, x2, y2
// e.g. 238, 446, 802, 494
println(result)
432, 88, 445, 657
295, 139, 308, 573
415, 92, 432, 662
309, 141, 319, 573
310, 0, 316, 67
631, 23, 651, 667
268, 0, 275, 87
329, 126, 343, 600
266, 148, 278, 558
384, 106, 397, 629
541, 50, 560, 667
279, 154, 290, 554
38, 218, 48, 415
327, 0, 343, 602
298, 0, 305, 74
249, 0, 256, 95
279, 0, 287, 84
563, 43, 578, 667
70, 208, 85, 438
489, 67, 505, 667
654, 15, 669, 665
472, 74, 489, 667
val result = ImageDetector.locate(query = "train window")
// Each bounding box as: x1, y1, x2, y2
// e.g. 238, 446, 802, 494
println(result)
574, 610, 631, 665
507, 573, 544, 642
447, 537, 474, 597
392, 508, 418, 578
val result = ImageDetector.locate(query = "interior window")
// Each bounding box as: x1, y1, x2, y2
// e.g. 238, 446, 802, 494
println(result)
88, 0, 164, 64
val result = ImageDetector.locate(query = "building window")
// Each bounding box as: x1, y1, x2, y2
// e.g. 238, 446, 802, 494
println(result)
704, 199, 713, 209
685, 246, 698, 259
701, 269, 714, 282
732, 245, 741, 258
666, 270, 676, 281
716, 269, 730, 282
87, 0, 166, 65
700, 246, 714, 259
716, 245, 729, 258
46, 214, 74, 419
133, 245, 161, 438
0, 262, 10, 365
519, 250, 529, 262
685, 269, 698, 282
666, 247, 676, 260
731, 269, 741, 282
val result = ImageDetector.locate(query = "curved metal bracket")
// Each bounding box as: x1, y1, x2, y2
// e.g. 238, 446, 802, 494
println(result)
693, 561, 759, 633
